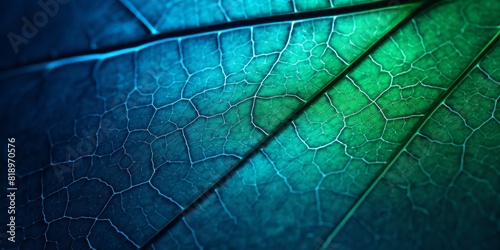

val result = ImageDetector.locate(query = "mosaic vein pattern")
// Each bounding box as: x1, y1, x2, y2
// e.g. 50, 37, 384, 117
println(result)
0, 0, 499, 249
335, 43, 500, 250
149, 0, 500, 249
0, 0, 382, 69
123, 0, 382, 32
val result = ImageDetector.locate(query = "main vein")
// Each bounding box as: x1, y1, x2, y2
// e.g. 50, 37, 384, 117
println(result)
320, 27, 500, 250
139, 0, 437, 249
0, 0, 416, 79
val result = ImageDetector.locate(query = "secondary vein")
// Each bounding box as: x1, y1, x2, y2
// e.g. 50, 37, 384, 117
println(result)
0, 0, 421, 79
319, 27, 500, 250
139, 1, 436, 249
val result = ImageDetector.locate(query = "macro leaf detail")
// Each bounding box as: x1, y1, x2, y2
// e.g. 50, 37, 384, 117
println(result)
0, 0, 499, 249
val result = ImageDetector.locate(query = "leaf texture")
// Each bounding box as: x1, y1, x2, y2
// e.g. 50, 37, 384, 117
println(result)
122, 0, 381, 32
0, 0, 382, 70
145, 0, 500, 249
0, 0, 499, 249
333, 43, 500, 249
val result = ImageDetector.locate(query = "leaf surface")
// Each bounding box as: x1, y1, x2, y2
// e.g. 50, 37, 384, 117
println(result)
0, 0, 499, 249
145, 0, 500, 249
332, 42, 500, 250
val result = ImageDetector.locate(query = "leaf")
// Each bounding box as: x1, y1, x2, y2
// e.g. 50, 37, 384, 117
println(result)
333, 44, 500, 249
121, 0, 383, 32
0, 0, 382, 70
144, 1, 500, 249
0, 0, 499, 249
